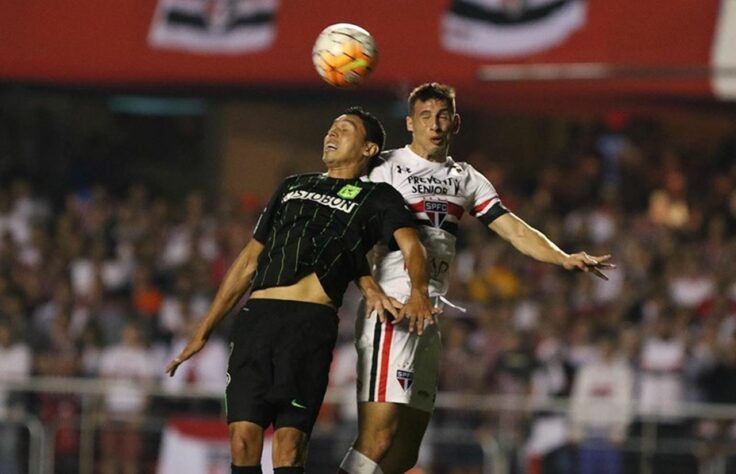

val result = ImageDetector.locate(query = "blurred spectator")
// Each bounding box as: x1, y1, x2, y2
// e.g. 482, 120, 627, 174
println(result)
131, 267, 164, 323
570, 331, 634, 474
158, 273, 211, 339
696, 334, 736, 472
648, 169, 690, 229
566, 319, 597, 369
79, 324, 103, 378
525, 329, 575, 474
439, 318, 488, 419
436, 318, 487, 474
699, 333, 736, 406
98, 323, 155, 474
0, 321, 31, 474
0, 192, 31, 247
638, 315, 686, 419
667, 254, 716, 312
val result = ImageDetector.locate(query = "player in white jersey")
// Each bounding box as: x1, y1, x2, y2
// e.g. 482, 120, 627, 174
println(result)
340, 83, 614, 474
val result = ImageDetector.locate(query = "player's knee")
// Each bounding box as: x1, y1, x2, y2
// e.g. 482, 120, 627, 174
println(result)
272, 428, 307, 466
356, 426, 395, 459
380, 450, 420, 474
229, 423, 263, 464
395, 453, 420, 472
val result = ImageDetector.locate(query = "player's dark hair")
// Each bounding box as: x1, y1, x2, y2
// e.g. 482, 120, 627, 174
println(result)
344, 106, 386, 157
408, 82, 457, 115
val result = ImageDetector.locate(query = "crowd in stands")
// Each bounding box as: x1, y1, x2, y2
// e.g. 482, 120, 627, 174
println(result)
0, 117, 735, 473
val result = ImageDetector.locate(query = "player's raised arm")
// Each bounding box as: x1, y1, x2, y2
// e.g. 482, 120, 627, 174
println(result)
165, 238, 264, 377
392, 227, 437, 334
488, 212, 614, 280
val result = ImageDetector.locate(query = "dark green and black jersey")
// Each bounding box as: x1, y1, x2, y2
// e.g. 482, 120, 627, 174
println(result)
251, 173, 415, 307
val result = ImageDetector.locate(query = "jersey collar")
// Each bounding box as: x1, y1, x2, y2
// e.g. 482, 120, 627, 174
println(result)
403, 145, 454, 168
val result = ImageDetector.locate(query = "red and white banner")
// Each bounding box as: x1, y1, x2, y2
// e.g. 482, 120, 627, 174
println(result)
442, 0, 587, 58
0, 0, 729, 105
157, 418, 273, 474
149, 0, 279, 54
711, 0, 736, 100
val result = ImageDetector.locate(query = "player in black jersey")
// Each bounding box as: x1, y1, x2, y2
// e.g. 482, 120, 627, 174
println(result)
165, 107, 435, 474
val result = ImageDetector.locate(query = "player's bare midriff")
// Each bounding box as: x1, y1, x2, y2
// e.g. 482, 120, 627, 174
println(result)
250, 272, 334, 308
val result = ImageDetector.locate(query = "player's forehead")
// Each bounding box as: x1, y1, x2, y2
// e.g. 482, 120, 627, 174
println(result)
411, 98, 453, 116
332, 114, 366, 133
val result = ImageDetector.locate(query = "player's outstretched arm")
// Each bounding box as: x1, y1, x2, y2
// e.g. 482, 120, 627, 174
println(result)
165, 238, 264, 377
489, 213, 614, 280
392, 227, 438, 335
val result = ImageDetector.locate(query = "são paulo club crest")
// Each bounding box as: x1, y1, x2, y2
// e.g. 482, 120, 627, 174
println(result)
424, 200, 449, 228
396, 369, 414, 391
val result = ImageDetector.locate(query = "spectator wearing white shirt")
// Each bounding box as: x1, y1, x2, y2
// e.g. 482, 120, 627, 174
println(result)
98, 323, 155, 474
638, 315, 686, 419
667, 256, 716, 311
570, 331, 634, 474
0, 321, 31, 474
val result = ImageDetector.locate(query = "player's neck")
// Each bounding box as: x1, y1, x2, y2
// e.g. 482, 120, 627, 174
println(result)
409, 143, 448, 163
325, 163, 362, 180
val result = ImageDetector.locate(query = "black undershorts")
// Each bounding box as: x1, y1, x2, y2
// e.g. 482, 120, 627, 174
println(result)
226, 298, 338, 435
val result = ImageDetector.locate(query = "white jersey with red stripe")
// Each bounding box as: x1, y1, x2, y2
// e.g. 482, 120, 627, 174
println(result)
368, 146, 503, 298
355, 146, 506, 412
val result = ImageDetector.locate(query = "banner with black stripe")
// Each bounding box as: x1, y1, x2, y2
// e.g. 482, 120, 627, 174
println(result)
441, 0, 587, 58
148, 0, 278, 54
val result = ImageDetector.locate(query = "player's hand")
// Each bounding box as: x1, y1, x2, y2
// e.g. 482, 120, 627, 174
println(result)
396, 290, 441, 335
364, 288, 403, 323
165, 336, 208, 377
562, 253, 615, 280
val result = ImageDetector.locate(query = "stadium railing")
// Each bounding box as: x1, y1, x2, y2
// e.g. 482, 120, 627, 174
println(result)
1, 377, 736, 473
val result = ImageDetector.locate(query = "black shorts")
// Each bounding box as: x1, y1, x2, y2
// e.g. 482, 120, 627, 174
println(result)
226, 298, 338, 435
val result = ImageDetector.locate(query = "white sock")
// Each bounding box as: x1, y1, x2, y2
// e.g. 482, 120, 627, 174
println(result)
339, 448, 384, 474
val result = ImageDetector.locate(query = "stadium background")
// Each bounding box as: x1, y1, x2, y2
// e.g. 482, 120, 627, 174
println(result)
1, 0, 736, 473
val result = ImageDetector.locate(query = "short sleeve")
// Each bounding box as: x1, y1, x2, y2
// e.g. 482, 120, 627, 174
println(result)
253, 177, 292, 243
466, 164, 508, 226
355, 255, 372, 278
375, 184, 416, 243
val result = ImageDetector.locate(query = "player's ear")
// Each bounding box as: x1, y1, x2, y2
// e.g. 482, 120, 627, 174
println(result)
452, 114, 461, 134
406, 115, 414, 133
363, 142, 379, 159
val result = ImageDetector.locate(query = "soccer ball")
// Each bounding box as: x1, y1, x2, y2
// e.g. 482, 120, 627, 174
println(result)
312, 23, 378, 88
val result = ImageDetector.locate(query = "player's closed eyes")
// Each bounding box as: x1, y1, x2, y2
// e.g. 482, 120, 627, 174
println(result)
419, 112, 450, 123
331, 122, 356, 134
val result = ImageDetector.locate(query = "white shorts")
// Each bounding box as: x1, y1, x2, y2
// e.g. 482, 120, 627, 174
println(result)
354, 299, 442, 413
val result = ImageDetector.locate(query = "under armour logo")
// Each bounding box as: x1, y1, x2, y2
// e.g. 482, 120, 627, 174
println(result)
397, 166, 411, 174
